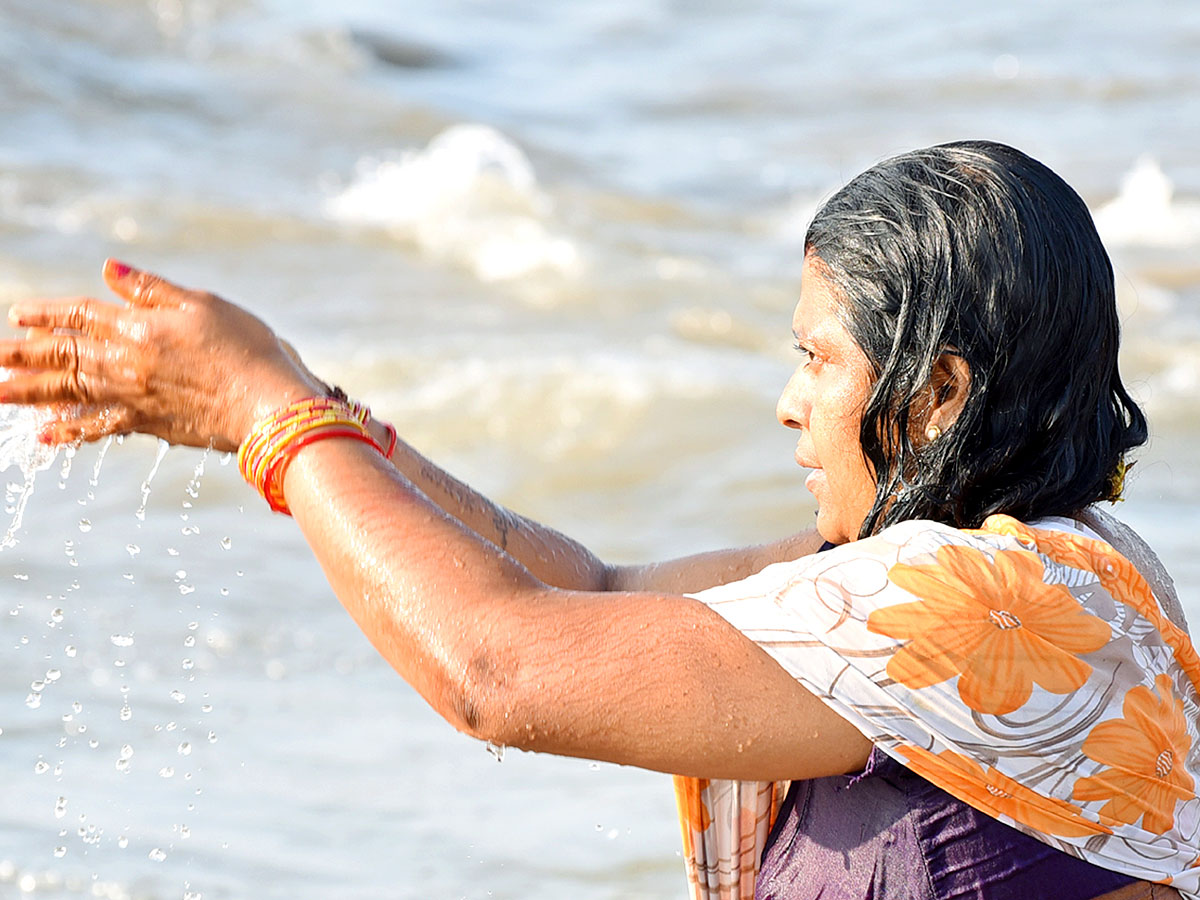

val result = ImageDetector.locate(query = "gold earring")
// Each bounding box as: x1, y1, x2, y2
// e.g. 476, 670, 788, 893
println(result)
925, 424, 942, 442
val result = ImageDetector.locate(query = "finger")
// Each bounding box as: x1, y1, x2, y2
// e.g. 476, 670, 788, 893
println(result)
0, 333, 129, 378
7, 296, 123, 337
0, 354, 121, 406
103, 258, 185, 309
40, 405, 135, 446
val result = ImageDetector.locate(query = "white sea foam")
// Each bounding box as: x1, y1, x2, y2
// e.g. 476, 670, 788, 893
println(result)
1094, 156, 1200, 248
325, 124, 580, 282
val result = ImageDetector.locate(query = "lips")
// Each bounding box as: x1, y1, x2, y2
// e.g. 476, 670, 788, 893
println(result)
794, 444, 820, 470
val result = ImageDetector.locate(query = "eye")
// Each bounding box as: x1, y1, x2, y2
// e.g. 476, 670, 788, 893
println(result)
792, 341, 817, 365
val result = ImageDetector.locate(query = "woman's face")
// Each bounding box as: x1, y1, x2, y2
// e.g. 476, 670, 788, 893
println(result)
776, 255, 878, 544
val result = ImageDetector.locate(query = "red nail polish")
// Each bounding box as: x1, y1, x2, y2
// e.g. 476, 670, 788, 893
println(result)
107, 260, 131, 280
38, 430, 54, 445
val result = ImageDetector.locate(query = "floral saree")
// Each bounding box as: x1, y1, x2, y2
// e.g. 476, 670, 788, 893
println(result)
674, 513, 1200, 899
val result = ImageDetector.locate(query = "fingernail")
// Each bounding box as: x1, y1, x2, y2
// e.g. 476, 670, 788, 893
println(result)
106, 259, 131, 280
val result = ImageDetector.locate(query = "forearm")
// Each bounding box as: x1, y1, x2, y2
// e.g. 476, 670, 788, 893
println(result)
366, 417, 824, 596
608, 528, 826, 594
364, 418, 612, 592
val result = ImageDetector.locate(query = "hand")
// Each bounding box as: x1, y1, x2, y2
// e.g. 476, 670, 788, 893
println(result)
0, 260, 324, 450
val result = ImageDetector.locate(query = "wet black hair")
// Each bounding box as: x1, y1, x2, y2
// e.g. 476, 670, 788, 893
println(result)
804, 140, 1147, 538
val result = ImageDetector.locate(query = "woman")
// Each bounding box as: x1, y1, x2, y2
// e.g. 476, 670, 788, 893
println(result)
0, 141, 1194, 899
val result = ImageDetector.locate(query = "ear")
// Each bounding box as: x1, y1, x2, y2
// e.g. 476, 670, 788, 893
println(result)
927, 351, 971, 433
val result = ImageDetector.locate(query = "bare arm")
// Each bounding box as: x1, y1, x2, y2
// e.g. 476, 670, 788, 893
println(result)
283, 438, 868, 780
371, 423, 825, 594
0, 263, 870, 781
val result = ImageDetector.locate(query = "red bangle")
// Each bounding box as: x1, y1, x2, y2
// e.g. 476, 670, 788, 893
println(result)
263, 427, 383, 515
381, 421, 398, 459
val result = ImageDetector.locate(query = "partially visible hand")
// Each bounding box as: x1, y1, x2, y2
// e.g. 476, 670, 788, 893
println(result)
0, 260, 324, 450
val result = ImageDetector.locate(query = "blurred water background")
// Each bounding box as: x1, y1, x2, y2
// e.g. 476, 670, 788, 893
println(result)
0, 1, 1198, 897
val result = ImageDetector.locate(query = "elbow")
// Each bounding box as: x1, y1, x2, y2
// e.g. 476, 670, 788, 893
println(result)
441, 643, 535, 749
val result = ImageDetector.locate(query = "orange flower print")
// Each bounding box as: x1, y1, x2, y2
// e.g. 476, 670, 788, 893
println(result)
673, 776, 712, 856
1073, 674, 1195, 835
896, 744, 1108, 837
868, 544, 1111, 714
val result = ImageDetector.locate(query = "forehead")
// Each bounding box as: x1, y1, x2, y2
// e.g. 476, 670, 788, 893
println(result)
793, 255, 850, 342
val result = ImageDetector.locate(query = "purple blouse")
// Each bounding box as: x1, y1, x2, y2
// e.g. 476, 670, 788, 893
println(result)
756, 746, 1139, 900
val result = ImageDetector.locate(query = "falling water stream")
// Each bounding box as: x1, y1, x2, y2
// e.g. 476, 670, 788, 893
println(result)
0, 411, 226, 900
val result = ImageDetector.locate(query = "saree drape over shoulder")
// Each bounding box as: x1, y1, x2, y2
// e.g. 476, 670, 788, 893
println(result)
674, 514, 1200, 899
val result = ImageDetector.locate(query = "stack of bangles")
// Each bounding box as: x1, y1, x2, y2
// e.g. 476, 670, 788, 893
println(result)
237, 396, 399, 515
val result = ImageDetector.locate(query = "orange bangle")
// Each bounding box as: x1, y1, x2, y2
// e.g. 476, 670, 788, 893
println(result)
262, 427, 382, 514
238, 397, 384, 515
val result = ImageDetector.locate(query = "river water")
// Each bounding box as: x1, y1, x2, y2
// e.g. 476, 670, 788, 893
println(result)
1, 1, 1198, 897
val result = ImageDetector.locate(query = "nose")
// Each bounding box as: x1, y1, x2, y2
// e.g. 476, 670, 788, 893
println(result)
776, 368, 806, 431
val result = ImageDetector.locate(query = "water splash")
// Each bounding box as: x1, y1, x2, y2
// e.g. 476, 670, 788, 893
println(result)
135, 438, 171, 521
0, 401, 60, 548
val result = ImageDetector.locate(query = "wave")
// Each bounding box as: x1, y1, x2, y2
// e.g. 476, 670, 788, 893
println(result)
1094, 157, 1200, 249
324, 124, 582, 283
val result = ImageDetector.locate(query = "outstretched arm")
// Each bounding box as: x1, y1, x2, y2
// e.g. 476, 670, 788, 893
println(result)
374, 430, 824, 593
0, 262, 868, 781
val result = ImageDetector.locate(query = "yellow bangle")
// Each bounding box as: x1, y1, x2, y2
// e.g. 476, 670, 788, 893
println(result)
238, 397, 382, 515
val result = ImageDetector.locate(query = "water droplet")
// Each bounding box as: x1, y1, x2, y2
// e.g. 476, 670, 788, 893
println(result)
148, 847, 166, 862
30, 680, 45, 691
181, 658, 194, 670
65, 645, 76, 658
50, 608, 64, 623
118, 744, 134, 761
54, 797, 66, 818
178, 741, 192, 755
158, 766, 174, 778
12, 572, 28, 581
77, 518, 92, 533
25, 693, 41, 709
117, 835, 129, 849
220, 536, 232, 550
34, 760, 49, 774
179, 824, 191, 839
183, 635, 195, 648
200, 704, 212, 713
170, 690, 186, 704
110, 633, 134, 648
88, 739, 99, 749
167, 547, 179, 556
119, 704, 132, 722
72, 701, 82, 713
126, 543, 140, 558
53, 846, 66, 858
206, 731, 217, 743
45, 668, 61, 682
183, 891, 202, 900
179, 584, 195, 595
485, 741, 505, 763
